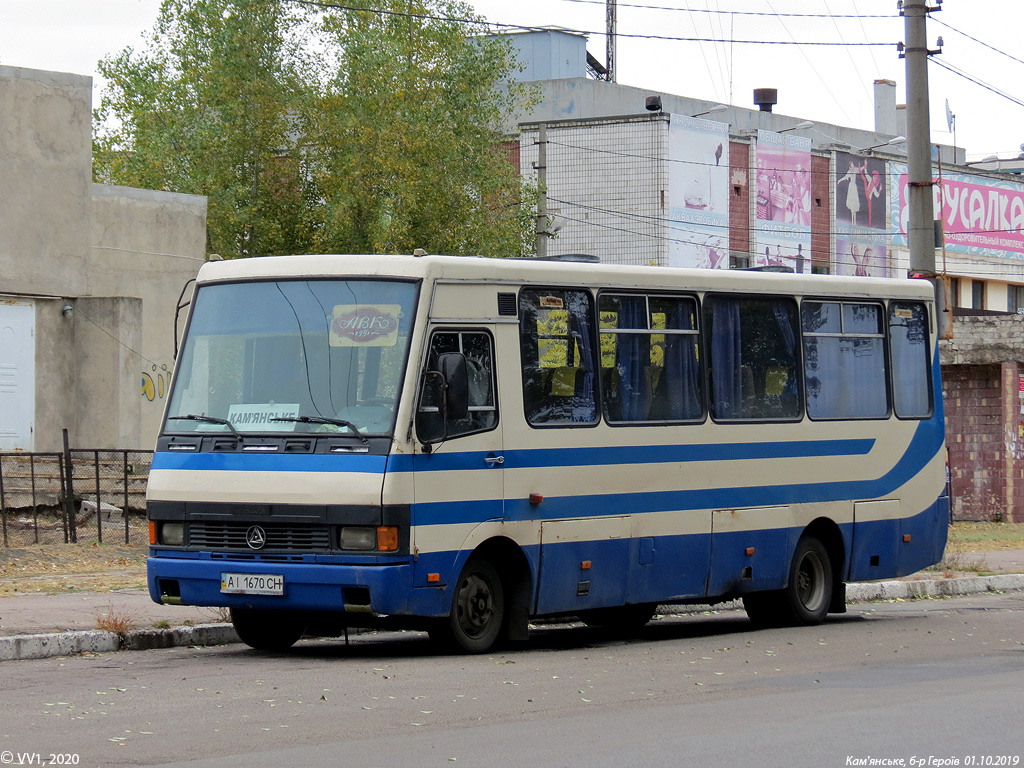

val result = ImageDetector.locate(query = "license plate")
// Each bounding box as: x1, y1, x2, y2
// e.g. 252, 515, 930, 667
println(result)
220, 572, 284, 596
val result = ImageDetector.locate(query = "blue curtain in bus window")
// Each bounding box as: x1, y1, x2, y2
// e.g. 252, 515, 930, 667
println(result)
890, 302, 931, 417
663, 300, 701, 420
709, 298, 743, 419
568, 291, 597, 423
617, 297, 647, 421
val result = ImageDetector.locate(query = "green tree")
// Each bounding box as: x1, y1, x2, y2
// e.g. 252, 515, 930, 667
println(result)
93, 0, 537, 259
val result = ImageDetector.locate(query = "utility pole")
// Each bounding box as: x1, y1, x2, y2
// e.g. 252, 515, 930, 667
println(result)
536, 123, 548, 258
902, 0, 950, 336
606, 0, 616, 83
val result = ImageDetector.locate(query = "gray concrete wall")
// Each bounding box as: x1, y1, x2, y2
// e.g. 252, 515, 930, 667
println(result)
1, 66, 207, 452
940, 315, 1024, 366
73, 297, 143, 449
0, 66, 92, 297
90, 185, 207, 447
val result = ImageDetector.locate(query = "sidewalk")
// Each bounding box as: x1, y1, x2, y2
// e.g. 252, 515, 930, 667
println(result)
1, 550, 1022, 662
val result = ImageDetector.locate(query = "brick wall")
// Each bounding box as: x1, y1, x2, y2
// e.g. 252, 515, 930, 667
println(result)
728, 140, 750, 259
810, 154, 831, 272
942, 362, 1022, 522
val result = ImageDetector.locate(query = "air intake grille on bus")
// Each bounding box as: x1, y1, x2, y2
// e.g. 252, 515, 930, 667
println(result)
188, 522, 331, 552
497, 292, 517, 316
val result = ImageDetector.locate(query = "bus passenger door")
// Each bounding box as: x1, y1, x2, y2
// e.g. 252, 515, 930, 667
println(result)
411, 328, 504, 585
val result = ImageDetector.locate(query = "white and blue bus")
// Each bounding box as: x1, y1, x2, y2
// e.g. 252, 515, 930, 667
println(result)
147, 253, 948, 653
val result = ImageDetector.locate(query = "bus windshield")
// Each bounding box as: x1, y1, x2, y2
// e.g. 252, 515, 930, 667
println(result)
166, 278, 418, 436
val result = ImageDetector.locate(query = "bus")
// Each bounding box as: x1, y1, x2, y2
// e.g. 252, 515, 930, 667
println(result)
147, 253, 948, 653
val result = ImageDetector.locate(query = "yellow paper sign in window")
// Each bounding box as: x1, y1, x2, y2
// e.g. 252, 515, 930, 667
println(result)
330, 304, 402, 347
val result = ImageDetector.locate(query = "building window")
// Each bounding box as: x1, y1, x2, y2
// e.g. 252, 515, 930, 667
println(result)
972, 280, 985, 310
1008, 285, 1024, 314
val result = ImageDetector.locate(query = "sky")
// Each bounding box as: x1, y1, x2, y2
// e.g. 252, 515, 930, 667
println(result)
1, 0, 1021, 161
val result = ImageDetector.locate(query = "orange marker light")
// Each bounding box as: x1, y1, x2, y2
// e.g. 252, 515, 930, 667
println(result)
427, 573, 440, 583
149, 520, 157, 545
529, 493, 544, 505
903, 534, 912, 542
581, 561, 592, 570
377, 526, 399, 552
745, 547, 756, 556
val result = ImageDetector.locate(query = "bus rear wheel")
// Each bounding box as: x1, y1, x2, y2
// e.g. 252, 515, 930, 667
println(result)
431, 557, 505, 654
230, 608, 306, 651
743, 536, 832, 627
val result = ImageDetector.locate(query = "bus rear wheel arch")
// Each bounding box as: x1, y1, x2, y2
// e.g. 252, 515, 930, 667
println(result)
743, 534, 834, 627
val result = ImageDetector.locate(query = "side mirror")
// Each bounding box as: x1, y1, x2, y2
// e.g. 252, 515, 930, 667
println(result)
437, 352, 469, 420
417, 352, 470, 444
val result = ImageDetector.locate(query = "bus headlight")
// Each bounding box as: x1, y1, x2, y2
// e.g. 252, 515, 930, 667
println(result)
159, 522, 185, 546
340, 527, 376, 551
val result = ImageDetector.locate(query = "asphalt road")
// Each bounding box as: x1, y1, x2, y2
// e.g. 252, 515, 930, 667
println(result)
2, 593, 1022, 768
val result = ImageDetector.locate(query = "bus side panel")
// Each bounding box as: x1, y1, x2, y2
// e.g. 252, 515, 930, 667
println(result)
626, 532, 712, 604
706, 507, 792, 597
535, 517, 631, 615
898, 495, 949, 577
848, 498, 947, 582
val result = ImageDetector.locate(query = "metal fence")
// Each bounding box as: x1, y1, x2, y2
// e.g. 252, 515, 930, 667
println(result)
0, 450, 152, 547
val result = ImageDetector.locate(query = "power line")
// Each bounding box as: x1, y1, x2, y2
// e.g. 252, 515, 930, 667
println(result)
551, 0, 895, 19
284, 0, 895, 45
932, 17, 1024, 68
930, 57, 1024, 109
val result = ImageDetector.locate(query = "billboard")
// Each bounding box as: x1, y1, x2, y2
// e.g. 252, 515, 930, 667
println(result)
890, 163, 1024, 261
836, 152, 889, 277
667, 115, 730, 268
755, 130, 811, 272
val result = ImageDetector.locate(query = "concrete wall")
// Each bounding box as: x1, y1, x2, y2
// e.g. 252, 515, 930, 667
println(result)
0, 66, 207, 452
73, 297, 143, 448
940, 315, 1024, 523
0, 66, 92, 297
90, 185, 207, 446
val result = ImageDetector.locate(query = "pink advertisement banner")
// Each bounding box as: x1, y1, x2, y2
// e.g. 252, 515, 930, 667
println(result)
891, 164, 1024, 259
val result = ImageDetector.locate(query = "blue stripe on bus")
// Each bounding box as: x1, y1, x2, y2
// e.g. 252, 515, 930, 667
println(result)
151, 451, 388, 473
151, 437, 876, 475
413, 418, 944, 526
389, 437, 877, 474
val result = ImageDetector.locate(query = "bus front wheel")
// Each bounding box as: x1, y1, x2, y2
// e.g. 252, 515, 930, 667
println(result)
432, 557, 505, 653
230, 608, 305, 651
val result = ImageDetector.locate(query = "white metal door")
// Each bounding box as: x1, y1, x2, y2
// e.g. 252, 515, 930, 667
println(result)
0, 300, 36, 451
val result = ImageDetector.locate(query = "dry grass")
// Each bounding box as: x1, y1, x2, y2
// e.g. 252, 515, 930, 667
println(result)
95, 604, 137, 637
0, 542, 148, 595
947, 522, 1024, 551
927, 535, 990, 575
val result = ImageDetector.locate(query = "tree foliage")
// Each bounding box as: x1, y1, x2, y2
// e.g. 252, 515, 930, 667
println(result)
93, 0, 537, 258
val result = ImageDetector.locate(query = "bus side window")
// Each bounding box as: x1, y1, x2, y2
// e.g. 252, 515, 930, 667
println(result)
599, 293, 703, 423
802, 301, 889, 420
705, 294, 802, 422
889, 301, 932, 418
519, 288, 598, 426
417, 330, 497, 441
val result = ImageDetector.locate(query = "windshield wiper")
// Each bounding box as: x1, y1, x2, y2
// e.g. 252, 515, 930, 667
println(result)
270, 416, 368, 444
168, 414, 240, 436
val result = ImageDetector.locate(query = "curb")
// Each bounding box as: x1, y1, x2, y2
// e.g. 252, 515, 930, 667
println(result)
1, 574, 1021, 662
0, 623, 238, 662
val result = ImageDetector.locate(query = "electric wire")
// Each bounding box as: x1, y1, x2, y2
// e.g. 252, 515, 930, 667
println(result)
285, 0, 895, 44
